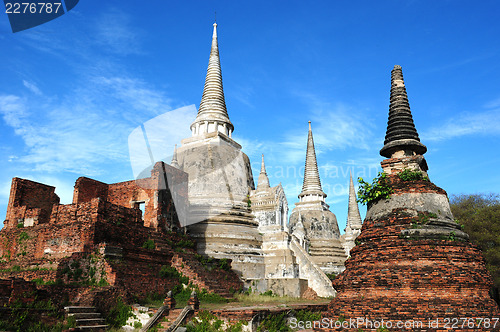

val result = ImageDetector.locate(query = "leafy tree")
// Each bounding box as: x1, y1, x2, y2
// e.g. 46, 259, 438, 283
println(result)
450, 193, 500, 305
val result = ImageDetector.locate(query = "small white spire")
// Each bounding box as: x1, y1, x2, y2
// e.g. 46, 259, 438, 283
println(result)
170, 144, 180, 168
347, 172, 362, 230
190, 22, 233, 137
256, 154, 270, 190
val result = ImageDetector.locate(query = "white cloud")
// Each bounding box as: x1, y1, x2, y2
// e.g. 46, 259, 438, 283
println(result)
233, 136, 265, 160
0, 72, 176, 175
422, 109, 500, 141
276, 98, 375, 164
0, 180, 12, 199
92, 76, 172, 116
0, 5, 177, 179
93, 8, 142, 56
0, 95, 29, 130
23, 80, 42, 95
484, 97, 500, 109
36, 176, 75, 204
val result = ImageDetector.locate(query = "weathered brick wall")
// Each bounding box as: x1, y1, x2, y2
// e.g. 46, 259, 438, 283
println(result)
0, 199, 143, 267
4, 178, 60, 228
50, 200, 97, 224
0, 219, 95, 265
107, 179, 157, 226
106, 162, 188, 231
72, 177, 109, 204
107, 247, 180, 297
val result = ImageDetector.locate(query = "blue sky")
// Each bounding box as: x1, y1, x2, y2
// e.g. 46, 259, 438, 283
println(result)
1, 1, 499, 232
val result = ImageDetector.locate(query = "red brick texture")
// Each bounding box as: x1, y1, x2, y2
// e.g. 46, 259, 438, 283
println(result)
323, 168, 500, 331
0, 162, 239, 306
171, 252, 242, 297
4, 178, 60, 228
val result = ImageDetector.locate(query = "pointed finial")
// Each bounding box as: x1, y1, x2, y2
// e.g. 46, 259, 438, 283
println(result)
257, 153, 270, 190
191, 22, 233, 137
299, 121, 326, 201
347, 172, 362, 230
170, 144, 180, 168
214, 11, 217, 23
380, 65, 427, 158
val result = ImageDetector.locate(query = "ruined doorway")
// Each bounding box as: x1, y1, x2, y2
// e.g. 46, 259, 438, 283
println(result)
134, 201, 146, 220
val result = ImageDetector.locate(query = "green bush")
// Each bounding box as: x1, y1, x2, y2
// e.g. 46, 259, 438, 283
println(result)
105, 297, 132, 328
159, 265, 189, 284
398, 169, 429, 181
450, 193, 500, 304
218, 258, 231, 271
198, 288, 228, 304
357, 172, 393, 205
257, 311, 291, 332
186, 310, 243, 332
294, 309, 321, 322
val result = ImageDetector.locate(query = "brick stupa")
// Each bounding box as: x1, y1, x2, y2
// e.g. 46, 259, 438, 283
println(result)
325, 65, 500, 331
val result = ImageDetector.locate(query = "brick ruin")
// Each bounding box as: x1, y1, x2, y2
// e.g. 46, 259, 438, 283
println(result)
323, 66, 500, 331
0, 161, 242, 308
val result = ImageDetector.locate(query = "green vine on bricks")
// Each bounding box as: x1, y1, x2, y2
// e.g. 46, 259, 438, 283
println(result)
416, 212, 438, 225
357, 172, 393, 205
18, 231, 29, 243
398, 168, 429, 182
159, 265, 189, 284
142, 239, 155, 250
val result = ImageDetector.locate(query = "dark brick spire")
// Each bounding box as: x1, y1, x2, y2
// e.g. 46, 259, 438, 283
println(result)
380, 65, 427, 158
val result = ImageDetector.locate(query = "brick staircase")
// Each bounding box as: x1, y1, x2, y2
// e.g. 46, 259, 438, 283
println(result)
171, 252, 242, 298
65, 306, 108, 331
156, 307, 193, 332
148, 233, 174, 252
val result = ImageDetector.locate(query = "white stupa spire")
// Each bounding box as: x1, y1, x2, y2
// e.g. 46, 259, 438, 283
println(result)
190, 22, 234, 138
298, 121, 326, 202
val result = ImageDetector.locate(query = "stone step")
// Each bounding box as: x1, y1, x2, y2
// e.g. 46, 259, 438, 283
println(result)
65, 306, 96, 313
65, 306, 108, 331
76, 324, 108, 331
69, 312, 102, 319
75, 318, 106, 326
